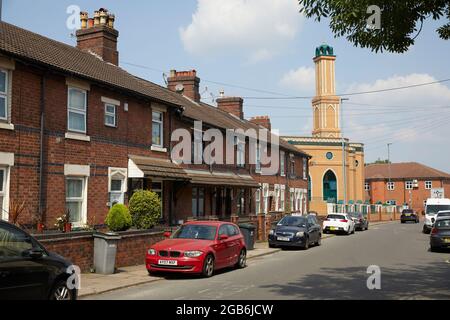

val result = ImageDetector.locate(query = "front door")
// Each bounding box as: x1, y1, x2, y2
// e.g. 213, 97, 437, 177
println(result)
323, 170, 337, 203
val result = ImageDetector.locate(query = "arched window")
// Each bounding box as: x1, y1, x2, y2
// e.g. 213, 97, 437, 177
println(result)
314, 107, 320, 129
323, 170, 337, 203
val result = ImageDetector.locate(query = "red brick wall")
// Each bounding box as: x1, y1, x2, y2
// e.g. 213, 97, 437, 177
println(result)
367, 178, 450, 213
116, 231, 165, 268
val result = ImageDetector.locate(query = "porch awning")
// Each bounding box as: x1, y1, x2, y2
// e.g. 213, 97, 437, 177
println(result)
129, 155, 190, 180
184, 169, 259, 188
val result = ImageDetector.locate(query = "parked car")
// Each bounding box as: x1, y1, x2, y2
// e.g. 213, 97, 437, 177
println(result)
268, 214, 321, 250
146, 221, 246, 278
400, 209, 419, 224
436, 210, 450, 219
423, 198, 450, 234
430, 217, 450, 251
349, 212, 369, 231
0, 220, 77, 300
323, 213, 355, 235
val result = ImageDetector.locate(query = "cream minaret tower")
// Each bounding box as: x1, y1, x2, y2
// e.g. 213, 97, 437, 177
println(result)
312, 44, 341, 138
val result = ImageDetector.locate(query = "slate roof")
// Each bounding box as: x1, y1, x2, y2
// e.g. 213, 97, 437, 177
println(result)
365, 162, 450, 180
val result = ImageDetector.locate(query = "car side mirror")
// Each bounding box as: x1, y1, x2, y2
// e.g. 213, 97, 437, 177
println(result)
219, 234, 229, 241
28, 248, 44, 259
163, 231, 171, 238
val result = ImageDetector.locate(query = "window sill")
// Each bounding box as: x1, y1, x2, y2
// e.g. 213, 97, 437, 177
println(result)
151, 145, 167, 153
65, 132, 91, 142
0, 122, 14, 131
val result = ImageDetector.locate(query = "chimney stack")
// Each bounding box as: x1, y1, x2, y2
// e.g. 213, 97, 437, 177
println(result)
76, 8, 119, 65
167, 70, 201, 102
249, 116, 271, 131
217, 94, 244, 120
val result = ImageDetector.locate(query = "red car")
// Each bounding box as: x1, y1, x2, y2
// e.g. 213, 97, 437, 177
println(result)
146, 221, 247, 277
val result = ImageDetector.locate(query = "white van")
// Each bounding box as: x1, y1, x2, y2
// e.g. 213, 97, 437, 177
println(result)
423, 198, 450, 233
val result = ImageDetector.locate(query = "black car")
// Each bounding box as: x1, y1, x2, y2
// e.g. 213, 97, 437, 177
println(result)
268, 214, 321, 250
0, 220, 78, 300
430, 217, 450, 251
349, 212, 369, 231
400, 209, 419, 223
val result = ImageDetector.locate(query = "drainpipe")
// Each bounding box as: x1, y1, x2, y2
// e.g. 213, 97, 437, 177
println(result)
38, 74, 46, 219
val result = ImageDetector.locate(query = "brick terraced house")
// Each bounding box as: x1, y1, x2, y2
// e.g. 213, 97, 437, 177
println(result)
365, 162, 450, 213
0, 9, 309, 231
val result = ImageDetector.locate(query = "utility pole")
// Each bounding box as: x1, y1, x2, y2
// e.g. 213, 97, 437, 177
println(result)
0, 0, 3, 21
387, 143, 392, 186
341, 98, 349, 209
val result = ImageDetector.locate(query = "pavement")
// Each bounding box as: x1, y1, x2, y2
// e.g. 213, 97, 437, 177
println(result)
79, 220, 392, 298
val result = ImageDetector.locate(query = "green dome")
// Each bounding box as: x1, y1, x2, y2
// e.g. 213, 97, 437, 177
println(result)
315, 44, 335, 57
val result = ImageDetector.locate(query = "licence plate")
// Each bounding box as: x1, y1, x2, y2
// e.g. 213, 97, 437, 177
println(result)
444, 238, 450, 244
158, 260, 178, 266
330, 227, 338, 231
277, 237, 290, 242
405, 214, 411, 217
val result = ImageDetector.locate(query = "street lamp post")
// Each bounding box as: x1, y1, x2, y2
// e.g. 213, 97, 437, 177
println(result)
341, 98, 349, 210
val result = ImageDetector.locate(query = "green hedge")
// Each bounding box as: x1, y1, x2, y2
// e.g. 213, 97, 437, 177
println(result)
129, 190, 161, 230
105, 204, 132, 232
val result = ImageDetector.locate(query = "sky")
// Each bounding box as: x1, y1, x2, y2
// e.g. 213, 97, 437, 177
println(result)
3, 0, 450, 172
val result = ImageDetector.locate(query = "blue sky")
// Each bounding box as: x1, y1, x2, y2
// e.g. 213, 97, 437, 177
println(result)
4, 0, 450, 172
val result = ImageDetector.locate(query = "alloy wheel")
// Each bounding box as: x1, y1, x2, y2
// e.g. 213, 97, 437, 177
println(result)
204, 255, 214, 277
238, 250, 247, 268
53, 285, 71, 300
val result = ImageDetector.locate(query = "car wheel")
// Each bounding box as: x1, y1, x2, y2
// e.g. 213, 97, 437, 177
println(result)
202, 254, 215, 278
236, 249, 247, 269
268, 243, 276, 248
302, 237, 309, 250
430, 246, 437, 252
316, 235, 321, 246
50, 280, 74, 301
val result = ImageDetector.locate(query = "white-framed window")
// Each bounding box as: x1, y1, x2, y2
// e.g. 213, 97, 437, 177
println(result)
152, 111, 163, 147
289, 154, 295, 177
237, 141, 245, 168
151, 180, 164, 218
387, 182, 395, 191
255, 188, 261, 214
302, 158, 307, 180
405, 180, 413, 190
66, 177, 87, 225
255, 143, 261, 173
0, 167, 6, 220
237, 188, 245, 215
280, 151, 285, 176
280, 185, 285, 212
262, 184, 269, 214
0, 69, 9, 121
67, 87, 87, 133
387, 200, 396, 205
365, 182, 370, 191
274, 184, 280, 211
104, 104, 117, 127
425, 181, 432, 190
108, 168, 127, 206
290, 188, 295, 212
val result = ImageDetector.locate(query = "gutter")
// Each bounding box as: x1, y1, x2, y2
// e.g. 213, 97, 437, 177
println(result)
38, 73, 46, 219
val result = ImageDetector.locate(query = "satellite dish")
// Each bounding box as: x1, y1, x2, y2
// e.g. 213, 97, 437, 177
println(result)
175, 83, 184, 93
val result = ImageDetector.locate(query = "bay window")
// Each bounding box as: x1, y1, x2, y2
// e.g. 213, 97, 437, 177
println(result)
255, 188, 261, 214
280, 151, 285, 176
192, 187, 205, 217
68, 88, 87, 133
0, 168, 6, 220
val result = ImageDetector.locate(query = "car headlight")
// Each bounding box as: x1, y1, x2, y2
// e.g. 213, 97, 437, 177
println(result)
269, 229, 275, 235
184, 251, 203, 258
147, 249, 156, 256
296, 231, 305, 237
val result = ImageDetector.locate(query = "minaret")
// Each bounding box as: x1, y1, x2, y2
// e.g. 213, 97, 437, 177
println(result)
312, 44, 341, 138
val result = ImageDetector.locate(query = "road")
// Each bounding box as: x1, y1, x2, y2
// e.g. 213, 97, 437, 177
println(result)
86, 222, 450, 300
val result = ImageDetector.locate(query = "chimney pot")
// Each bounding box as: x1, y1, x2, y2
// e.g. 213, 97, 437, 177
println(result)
217, 96, 244, 119
167, 70, 201, 102
108, 14, 115, 28
94, 11, 100, 26
80, 12, 89, 29
99, 10, 108, 25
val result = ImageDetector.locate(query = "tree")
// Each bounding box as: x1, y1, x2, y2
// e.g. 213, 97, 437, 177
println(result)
298, 0, 450, 53
128, 190, 161, 230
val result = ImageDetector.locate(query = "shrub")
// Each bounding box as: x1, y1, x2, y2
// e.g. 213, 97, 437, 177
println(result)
105, 204, 132, 232
128, 190, 161, 230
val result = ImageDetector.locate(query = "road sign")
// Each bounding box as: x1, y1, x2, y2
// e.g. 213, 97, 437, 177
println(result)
431, 188, 445, 199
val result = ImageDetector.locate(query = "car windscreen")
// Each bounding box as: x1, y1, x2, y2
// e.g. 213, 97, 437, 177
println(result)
171, 225, 217, 240
426, 205, 450, 215
327, 214, 345, 220
435, 219, 450, 229
402, 209, 413, 214
278, 216, 307, 227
